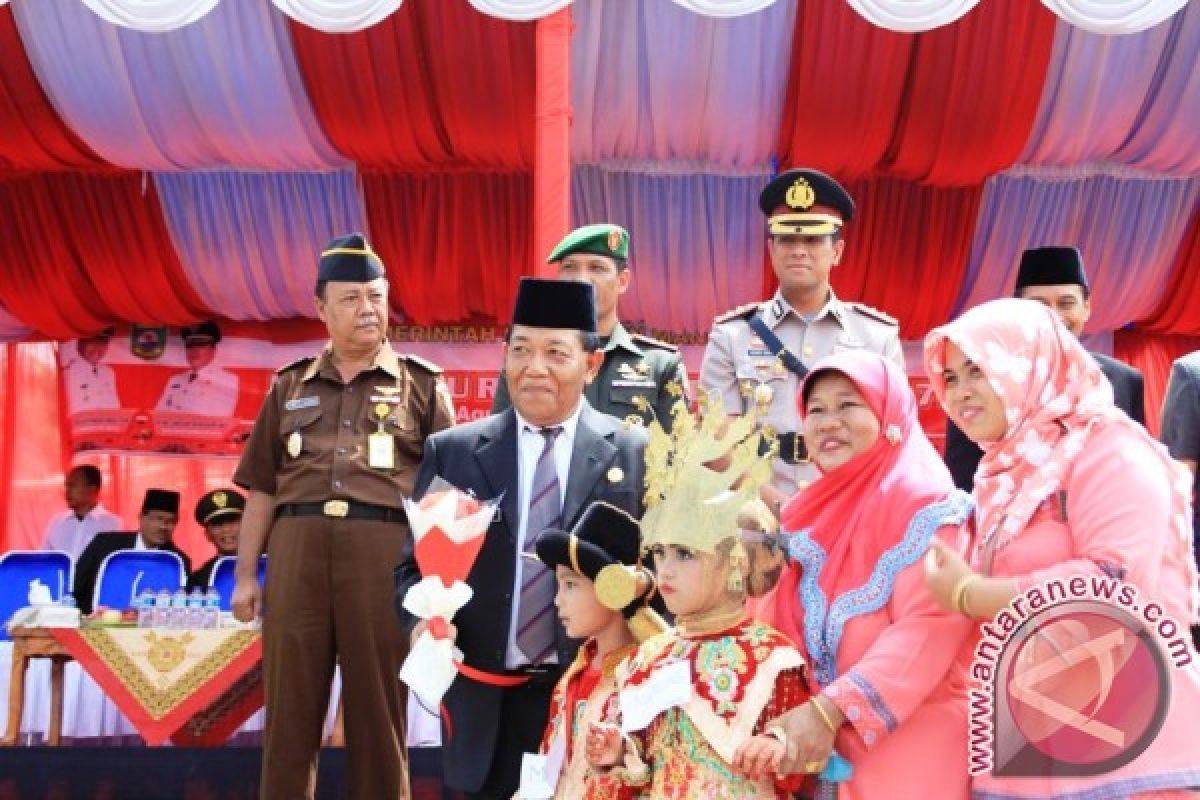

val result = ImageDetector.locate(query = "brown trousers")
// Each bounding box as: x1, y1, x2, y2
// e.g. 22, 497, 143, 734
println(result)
261, 516, 410, 800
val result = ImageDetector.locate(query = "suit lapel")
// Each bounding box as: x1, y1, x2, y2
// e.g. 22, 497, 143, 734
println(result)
473, 410, 519, 534
562, 404, 617, 526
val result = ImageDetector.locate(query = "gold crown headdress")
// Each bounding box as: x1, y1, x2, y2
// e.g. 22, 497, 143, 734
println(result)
640, 392, 776, 591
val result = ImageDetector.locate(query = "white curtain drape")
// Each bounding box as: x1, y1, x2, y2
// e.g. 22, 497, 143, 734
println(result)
466, 0, 572, 20
1041, 0, 1188, 34
670, 0, 778, 16
78, 0, 218, 31
845, 0, 980, 31
270, 0, 405, 32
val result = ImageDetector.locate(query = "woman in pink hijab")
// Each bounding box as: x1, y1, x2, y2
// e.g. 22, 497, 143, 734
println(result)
758, 349, 974, 799
924, 298, 1200, 799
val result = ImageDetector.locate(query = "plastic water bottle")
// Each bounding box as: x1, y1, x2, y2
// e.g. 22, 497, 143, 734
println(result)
170, 589, 189, 629
203, 588, 221, 630
187, 588, 205, 629
153, 589, 171, 628
136, 589, 155, 628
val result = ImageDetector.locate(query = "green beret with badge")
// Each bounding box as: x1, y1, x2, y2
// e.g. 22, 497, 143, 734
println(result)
546, 223, 630, 264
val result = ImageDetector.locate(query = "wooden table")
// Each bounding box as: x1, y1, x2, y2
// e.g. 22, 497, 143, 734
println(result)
3, 627, 72, 746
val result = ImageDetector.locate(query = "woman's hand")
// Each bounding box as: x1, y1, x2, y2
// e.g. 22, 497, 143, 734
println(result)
764, 699, 838, 775
732, 733, 787, 779
924, 538, 973, 613
585, 722, 624, 768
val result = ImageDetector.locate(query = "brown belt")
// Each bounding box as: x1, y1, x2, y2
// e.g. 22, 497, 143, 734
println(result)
275, 500, 406, 524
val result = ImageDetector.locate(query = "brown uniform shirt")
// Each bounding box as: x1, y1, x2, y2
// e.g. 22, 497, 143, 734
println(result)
233, 344, 455, 508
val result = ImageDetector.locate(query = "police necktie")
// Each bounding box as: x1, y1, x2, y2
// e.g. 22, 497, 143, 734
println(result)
515, 426, 562, 664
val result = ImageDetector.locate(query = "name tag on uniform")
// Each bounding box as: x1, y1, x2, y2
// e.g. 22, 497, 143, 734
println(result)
285, 396, 320, 411
368, 432, 395, 470
612, 380, 656, 388
620, 658, 692, 733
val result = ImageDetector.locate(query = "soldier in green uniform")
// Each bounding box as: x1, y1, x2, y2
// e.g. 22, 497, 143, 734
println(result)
492, 224, 689, 431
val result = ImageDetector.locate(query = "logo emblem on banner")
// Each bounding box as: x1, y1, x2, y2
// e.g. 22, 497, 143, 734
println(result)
130, 325, 168, 360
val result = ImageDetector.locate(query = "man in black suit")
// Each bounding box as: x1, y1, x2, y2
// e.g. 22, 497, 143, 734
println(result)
73, 488, 191, 613
944, 246, 1146, 489
394, 278, 648, 799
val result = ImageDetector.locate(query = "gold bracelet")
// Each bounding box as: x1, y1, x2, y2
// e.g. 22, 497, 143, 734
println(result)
810, 696, 839, 734
951, 574, 978, 617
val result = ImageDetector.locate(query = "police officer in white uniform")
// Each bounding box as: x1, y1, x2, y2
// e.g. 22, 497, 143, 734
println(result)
157, 321, 239, 417
700, 168, 903, 502
63, 329, 119, 413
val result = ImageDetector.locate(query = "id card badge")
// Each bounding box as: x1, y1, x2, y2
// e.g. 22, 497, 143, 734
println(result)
368, 431, 395, 469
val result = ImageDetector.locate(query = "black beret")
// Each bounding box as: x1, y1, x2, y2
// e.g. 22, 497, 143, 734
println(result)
194, 488, 246, 527
1015, 246, 1088, 292
141, 489, 180, 516
317, 233, 386, 284
510, 277, 597, 333
181, 321, 222, 345
759, 168, 855, 235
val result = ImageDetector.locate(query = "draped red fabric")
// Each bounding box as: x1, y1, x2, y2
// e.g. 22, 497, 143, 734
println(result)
1113, 330, 1200, 437
0, 344, 70, 553
288, 0, 535, 171
1137, 210, 1200, 335
0, 8, 109, 172
533, 10, 571, 276
777, 0, 1056, 186
0, 173, 211, 339
762, 178, 983, 339
362, 171, 532, 326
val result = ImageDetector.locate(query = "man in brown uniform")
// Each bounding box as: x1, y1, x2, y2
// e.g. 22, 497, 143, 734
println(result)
231, 233, 455, 799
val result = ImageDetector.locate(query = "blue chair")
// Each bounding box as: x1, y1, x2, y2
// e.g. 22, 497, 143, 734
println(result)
209, 555, 267, 611
0, 551, 72, 642
93, 550, 185, 612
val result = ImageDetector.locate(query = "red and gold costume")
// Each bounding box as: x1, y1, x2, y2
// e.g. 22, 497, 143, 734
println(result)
608, 617, 811, 799
534, 639, 639, 799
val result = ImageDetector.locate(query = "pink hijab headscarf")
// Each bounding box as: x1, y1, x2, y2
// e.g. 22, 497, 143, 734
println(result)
924, 298, 1196, 580
762, 350, 960, 651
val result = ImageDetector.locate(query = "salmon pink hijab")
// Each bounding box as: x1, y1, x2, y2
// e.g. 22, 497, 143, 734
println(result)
761, 350, 959, 650
924, 298, 1195, 581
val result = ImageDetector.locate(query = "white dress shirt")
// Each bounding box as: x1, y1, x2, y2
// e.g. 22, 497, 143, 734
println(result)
63, 358, 119, 413
505, 400, 583, 668
156, 365, 239, 416
42, 503, 124, 561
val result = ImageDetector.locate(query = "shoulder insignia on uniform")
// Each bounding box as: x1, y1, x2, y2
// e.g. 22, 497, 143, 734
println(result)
629, 332, 678, 352
847, 302, 899, 327
713, 302, 761, 324
275, 356, 315, 375
402, 353, 445, 374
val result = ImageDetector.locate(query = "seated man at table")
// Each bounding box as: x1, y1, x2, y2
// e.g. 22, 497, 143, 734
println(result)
74, 488, 191, 614
187, 488, 245, 591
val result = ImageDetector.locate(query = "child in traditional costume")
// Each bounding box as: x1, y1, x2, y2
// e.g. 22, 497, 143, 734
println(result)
586, 401, 817, 799
518, 501, 666, 799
